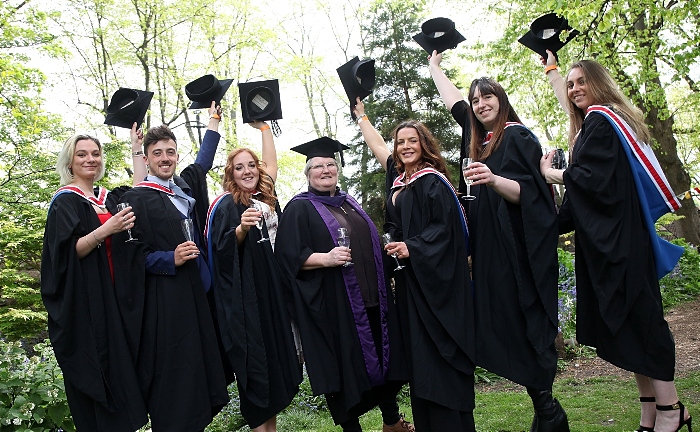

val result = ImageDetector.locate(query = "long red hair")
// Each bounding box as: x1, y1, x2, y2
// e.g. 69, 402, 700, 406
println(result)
222, 148, 277, 209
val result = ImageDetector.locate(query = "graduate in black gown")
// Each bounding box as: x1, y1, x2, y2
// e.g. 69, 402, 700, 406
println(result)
275, 137, 413, 432
115, 103, 229, 431
540, 59, 691, 432
353, 100, 476, 432
429, 52, 569, 431
41, 131, 148, 431
205, 121, 301, 431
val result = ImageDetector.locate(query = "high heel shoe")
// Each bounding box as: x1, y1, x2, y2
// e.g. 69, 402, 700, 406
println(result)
637, 396, 655, 432
656, 401, 692, 432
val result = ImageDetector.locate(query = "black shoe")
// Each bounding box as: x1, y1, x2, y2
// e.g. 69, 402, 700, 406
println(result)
656, 401, 693, 432
534, 399, 570, 432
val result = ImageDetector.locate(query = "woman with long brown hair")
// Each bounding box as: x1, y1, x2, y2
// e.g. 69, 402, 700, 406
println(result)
541, 58, 691, 432
206, 121, 302, 432
353, 99, 476, 431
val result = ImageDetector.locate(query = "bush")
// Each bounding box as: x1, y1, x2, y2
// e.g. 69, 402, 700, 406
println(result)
659, 239, 700, 309
0, 339, 73, 432
557, 248, 577, 340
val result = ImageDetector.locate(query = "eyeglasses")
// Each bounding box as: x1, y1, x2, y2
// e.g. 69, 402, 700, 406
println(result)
310, 162, 338, 171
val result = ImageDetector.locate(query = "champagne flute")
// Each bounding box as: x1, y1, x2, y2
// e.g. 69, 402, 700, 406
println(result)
117, 202, 137, 242
381, 232, 405, 271
181, 218, 195, 242
250, 202, 269, 243
180, 218, 198, 256
462, 157, 476, 200
337, 227, 353, 267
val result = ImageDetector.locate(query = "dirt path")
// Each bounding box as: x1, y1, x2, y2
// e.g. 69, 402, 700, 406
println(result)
557, 297, 700, 380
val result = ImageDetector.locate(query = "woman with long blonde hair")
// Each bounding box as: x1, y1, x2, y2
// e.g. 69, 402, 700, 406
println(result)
541, 59, 691, 432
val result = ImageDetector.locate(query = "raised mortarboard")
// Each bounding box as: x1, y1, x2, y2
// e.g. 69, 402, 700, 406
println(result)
412, 17, 466, 55
104, 87, 154, 129
518, 13, 579, 61
185, 74, 233, 109
238, 79, 282, 123
337, 56, 375, 117
290, 136, 350, 166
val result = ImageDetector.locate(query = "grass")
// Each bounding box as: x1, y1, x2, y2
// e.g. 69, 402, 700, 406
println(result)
211, 371, 700, 431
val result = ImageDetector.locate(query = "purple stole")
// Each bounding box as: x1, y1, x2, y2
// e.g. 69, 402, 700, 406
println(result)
290, 190, 389, 386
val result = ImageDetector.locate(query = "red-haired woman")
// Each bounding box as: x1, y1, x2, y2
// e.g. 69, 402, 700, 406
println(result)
206, 121, 301, 432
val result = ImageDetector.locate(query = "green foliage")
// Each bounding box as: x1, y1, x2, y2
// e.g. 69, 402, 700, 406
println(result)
660, 239, 700, 309
343, 0, 461, 224
557, 248, 577, 340
0, 339, 74, 432
0, 0, 66, 342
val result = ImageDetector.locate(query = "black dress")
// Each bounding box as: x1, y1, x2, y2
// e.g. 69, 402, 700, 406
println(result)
206, 193, 302, 428
115, 163, 230, 431
560, 112, 676, 380
384, 157, 476, 412
466, 124, 560, 389
275, 188, 407, 426
41, 188, 148, 432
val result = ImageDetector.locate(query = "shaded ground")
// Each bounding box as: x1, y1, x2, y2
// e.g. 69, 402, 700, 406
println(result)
478, 297, 700, 391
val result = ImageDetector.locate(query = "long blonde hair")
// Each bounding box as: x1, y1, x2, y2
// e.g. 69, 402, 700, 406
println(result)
222, 148, 277, 209
567, 60, 651, 148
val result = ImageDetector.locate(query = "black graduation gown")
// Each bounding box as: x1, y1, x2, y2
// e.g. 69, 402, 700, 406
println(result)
275, 193, 407, 425
385, 157, 476, 412
41, 190, 148, 432
114, 163, 229, 431
560, 112, 675, 380
451, 100, 473, 196
208, 195, 301, 428
467, 126, 560, 389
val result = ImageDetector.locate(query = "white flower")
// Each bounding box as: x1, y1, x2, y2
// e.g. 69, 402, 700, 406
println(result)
12, 418, 21, 425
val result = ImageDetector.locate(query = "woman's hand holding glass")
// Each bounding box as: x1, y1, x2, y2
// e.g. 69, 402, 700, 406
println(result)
464, 161, 495, 187
111, 204, 137, 241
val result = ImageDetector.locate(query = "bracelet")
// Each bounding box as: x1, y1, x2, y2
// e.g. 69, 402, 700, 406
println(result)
544, 65, 558, 74
356, 114, 368, 125
132, 150, 144, 157
92, 231, 102, 248
260, 124, 270, 131
210, 113, 221, 120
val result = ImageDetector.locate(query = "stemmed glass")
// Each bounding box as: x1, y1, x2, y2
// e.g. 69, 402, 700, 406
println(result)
181, 218, 195, 242
117, 202, 137, 242
461, 157, 476, 201
381, 232, 405, 271
250, 202, 269, 243
337, 227, 353, 267
180, 218, 198, 256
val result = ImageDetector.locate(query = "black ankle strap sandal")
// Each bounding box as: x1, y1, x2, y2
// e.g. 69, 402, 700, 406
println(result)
656, 401, 692, 432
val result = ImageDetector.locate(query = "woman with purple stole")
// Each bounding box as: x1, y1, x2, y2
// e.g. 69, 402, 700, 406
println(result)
540, 58, 691, 432
353, 100, 477, 432
275, 137, 413, 432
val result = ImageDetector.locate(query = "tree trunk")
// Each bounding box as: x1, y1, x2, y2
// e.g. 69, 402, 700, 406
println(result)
647, 105, 700, 245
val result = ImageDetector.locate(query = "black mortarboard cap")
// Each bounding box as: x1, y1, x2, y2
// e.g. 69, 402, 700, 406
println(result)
238, 79, 283, 124
412, 17, 466, 54
185, 74, 233, 109
518, 13, 579, 61
104, 87, 154, 129
337, 56, 375, 107
290, 136, 350, 166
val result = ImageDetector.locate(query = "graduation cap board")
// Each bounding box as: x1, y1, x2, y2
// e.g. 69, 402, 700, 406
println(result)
518, 13, 579, 61
337, 57, 376, 108
104, 87, 154, 129
237, 79, 282, 124
412, 17, 466, 55
185, 74, 233, 109
290, 136, 350, 166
